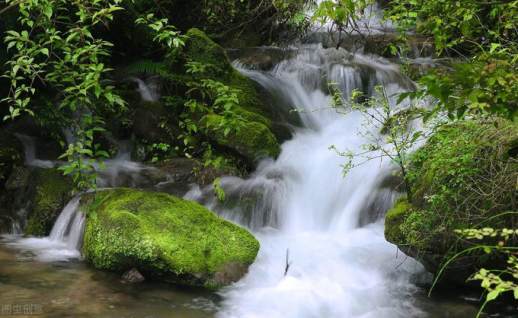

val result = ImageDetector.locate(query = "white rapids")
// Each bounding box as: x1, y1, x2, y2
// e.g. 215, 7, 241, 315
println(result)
7, 196, 85, 262
187, 45, 429, 318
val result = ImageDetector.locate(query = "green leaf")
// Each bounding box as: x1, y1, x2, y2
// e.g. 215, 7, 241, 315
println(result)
486, 290, 499, 302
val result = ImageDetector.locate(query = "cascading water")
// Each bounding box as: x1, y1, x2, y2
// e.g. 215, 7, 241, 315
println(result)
187, 45, 429, 318
312, 0, 394, 34
15, 134, 56, 169
131, 76, 161, 102
8, 196, 85, 262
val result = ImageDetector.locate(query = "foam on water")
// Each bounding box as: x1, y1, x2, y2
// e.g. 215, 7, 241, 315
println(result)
7, 196, 84, 262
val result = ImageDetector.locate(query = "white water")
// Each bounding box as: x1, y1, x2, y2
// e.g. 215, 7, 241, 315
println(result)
7, 196, 85, 262
132, 77, 160, 102
14, 134, 160, 189
15, 134, 56, 168
311, 1, 394, 34
187, 45, 429, 318
95, 140, 158, 188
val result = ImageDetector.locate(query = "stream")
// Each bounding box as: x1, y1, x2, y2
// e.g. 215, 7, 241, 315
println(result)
0, 44, 483, 317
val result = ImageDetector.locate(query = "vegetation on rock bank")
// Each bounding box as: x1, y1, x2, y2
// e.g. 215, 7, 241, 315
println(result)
385, 119, 517, 285
0, 0, 296, 190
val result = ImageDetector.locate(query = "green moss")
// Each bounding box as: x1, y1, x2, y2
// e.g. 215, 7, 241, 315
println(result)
25, 169, 73, 236
234, 107, 272, 129
385, 119, 518, 280
203, 114, 280, 161
184, 28, 233, 75
183, 28, 279, 135
384, 198, 412, 244
227, 71, 273, 120
183, 28, 270, 115
82, 188, 259, 288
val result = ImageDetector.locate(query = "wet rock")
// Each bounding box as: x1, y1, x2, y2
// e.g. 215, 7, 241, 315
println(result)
3, 116, 42, 139
5, 166, 31, 191
121, 268, 145, 284
202, 114, 280, 162
132, 102, 178, 142
306, 31, 435, 58
212, 262, 249, 287
0, 165, 73, 236
150, 157, 235, 193
181, 29, 282, 163
228, 47, 296, 71
24, 168, 73, 236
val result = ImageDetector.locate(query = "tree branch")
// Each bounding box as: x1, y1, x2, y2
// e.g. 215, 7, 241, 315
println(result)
0, 0, 22, 16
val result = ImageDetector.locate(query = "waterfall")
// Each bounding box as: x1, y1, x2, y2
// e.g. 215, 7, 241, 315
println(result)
15, 134, 56, 169
311, 1, 394, 34
131, 77, 160, 102
8, 196, 85, 262
48, 196, 85, 249
187, 45, 429, 318
96, 140, 157, 188
14, 133, 160, 189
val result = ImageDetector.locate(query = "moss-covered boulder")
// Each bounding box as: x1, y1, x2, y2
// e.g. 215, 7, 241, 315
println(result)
24, 169, 73, 236
184, 29, 276, 125
203, 114, 280, 161
82, 188, 259, 289
385, 119, 518, 285
181, 28, 281, 163
385, 198, 414, 245
121, 28, 282, 165
184, 28, 233, 74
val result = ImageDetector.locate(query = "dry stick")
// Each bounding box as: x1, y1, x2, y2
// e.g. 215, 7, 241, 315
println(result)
284, 248, 291, 276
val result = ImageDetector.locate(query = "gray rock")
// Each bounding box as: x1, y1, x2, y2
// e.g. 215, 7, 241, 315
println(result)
121, 268, 145, 284
5, 166, 31, 190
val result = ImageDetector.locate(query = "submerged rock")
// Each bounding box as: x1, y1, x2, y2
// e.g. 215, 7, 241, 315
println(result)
385, 119, 518, 286
121, 268, 145, 284
81, 188, 259, 289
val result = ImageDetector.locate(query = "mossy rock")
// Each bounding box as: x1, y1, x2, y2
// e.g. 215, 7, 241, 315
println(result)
184, 28, 233, 75
82, 188, 259, 289
124, 28, 281, 165
203, 114, 280, 162
0, 132, 24, 188
132, 101, 176, 141
25, 169, 73, 236
385, 198, 413, 245
183, 28, 272, 117
385, 119, 518, 285
182, 28, 283, 155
